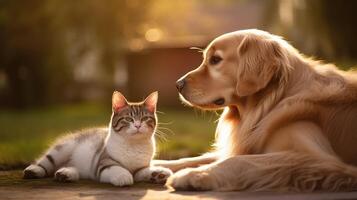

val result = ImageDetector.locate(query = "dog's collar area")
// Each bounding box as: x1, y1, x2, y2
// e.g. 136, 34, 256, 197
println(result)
213, 98, 225, 105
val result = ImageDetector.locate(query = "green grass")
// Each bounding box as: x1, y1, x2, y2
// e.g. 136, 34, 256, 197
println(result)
0, 103, 217, 168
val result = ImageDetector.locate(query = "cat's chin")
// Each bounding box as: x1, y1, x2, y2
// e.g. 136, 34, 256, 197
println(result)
129, 128, 153, 135
126, 130, 154, 138
133, 131, 153, 136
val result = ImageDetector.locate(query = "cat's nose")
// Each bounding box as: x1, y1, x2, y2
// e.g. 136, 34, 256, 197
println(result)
176, 79, 185, 92
134, 121, 141, 129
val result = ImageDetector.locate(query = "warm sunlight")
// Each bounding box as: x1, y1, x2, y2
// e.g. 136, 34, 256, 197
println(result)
1, 0, 357, 199
145, 28, 163, 42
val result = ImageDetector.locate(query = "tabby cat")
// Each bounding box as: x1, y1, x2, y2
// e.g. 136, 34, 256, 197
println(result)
23, 91, 172, 186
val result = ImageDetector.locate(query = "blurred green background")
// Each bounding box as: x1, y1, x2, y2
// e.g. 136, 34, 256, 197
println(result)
0, 0, 357, 169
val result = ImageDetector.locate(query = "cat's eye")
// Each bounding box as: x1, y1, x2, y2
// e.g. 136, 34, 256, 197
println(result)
209, 55, 222, 65
125, 117, 134, 122
141, 116, 149, 122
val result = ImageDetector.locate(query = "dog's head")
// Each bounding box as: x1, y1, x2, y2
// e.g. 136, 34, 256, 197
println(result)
176, 29, 291, 110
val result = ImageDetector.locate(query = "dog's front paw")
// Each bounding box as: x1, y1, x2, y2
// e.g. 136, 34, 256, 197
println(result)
166, 168, 217, 191
150, 167, 172, 184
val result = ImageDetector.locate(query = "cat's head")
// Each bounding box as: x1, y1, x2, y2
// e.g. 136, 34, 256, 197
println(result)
110, 91, 158, 139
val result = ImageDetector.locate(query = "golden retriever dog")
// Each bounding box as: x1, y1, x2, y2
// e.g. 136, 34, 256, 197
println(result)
153, 29, 357, 192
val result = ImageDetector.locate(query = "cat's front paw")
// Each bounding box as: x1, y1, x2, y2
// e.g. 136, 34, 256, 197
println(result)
100, 166, 134, 187
110, 173, 134, 187
150, 167, 173, 184
23, 164, 46, 179
55, 167, 79, 182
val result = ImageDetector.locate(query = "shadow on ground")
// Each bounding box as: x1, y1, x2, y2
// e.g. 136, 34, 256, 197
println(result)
1, 170, 357, 200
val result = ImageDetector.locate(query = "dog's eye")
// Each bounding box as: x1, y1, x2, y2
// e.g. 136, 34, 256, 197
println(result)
209, 55, 222, 65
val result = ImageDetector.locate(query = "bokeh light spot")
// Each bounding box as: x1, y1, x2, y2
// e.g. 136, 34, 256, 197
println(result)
145, 28, 163, 42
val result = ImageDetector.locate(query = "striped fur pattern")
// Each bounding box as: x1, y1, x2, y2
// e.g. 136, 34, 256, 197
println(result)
23, 91, 172, 186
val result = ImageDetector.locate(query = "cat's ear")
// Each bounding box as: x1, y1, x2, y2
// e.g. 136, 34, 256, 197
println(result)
144, 91, 158, 113
112, 91, 128, 112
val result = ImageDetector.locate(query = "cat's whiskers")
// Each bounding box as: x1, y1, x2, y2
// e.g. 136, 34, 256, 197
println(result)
154, 130, 170, 142
157, 121, 173, 125
157, 124, 174, 135
154, 123, 175, 142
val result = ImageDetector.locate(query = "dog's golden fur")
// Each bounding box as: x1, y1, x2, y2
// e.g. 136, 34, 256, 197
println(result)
154, 29, 357, 191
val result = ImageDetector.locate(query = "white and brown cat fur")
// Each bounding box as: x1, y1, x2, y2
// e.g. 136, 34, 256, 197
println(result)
23, 91, 172, 186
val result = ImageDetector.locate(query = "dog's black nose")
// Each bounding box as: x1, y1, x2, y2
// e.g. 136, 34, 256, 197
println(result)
176, 79, 185, 92
214, 98, 225, 105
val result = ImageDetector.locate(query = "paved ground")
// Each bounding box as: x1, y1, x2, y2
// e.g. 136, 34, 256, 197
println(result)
2, 170, 357, 200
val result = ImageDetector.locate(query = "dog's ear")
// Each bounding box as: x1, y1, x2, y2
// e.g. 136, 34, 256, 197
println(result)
235, 36, 285, 96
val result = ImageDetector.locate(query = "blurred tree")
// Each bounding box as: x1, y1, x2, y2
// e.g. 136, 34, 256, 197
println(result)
0, 0, 68, 107
264, 0, 357, 66
0, 0, 151, 108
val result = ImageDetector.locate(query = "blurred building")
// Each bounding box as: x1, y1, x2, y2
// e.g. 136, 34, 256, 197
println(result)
120, 0, 265, 106
125, 37, 208, 106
